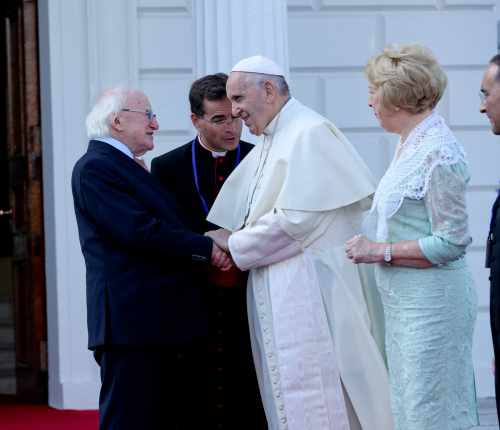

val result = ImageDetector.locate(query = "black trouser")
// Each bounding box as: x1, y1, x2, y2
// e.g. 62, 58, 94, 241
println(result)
491, 278, 500, 418
204, 286, 267, 429
94, 344, 206, 430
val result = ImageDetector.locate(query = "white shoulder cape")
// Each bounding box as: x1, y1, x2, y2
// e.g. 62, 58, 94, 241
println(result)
207, 98, 375, 231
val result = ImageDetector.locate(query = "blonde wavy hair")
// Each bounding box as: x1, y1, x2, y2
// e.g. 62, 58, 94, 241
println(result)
365, 44, 447, 114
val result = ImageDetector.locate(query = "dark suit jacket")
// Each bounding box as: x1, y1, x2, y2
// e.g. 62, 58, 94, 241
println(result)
489, 194, 500, 334
150, 138, 254, 234
488, 195, 500, 282
71, 140, 213, 349
488, 193, 500, 430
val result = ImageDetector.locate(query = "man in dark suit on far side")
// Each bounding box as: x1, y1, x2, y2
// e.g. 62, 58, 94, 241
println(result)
482, 54, 500, 420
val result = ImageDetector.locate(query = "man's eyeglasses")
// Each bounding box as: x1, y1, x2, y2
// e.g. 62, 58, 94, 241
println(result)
121, 108, 157, 121
204, 116, 240, 126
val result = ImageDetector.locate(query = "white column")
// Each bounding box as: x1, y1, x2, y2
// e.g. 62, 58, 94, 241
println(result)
193, 0, 289, 142
194, 0, 289, 76
38, 0, 138, 410
86, 0, 139, 100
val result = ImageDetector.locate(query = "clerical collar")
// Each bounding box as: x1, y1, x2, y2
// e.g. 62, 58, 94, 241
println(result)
197, 135, 227, 158
95, 136, 133, 159
263, 97, 293, 136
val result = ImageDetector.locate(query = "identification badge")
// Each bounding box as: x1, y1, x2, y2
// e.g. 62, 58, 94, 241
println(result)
486, 233, 494, 268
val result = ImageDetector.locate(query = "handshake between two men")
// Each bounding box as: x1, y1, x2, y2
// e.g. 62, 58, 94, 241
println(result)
208, 228, 233, 271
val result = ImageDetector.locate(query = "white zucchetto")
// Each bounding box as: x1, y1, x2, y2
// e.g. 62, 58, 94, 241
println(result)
231, 55, 284, 77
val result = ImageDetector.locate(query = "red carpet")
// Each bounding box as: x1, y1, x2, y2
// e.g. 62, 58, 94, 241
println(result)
0, 404, 99, 430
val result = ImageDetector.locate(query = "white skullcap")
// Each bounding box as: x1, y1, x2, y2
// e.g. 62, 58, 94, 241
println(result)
231, 55, 284, 77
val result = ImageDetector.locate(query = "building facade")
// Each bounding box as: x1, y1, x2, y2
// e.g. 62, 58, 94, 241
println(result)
37, 0, 498, 408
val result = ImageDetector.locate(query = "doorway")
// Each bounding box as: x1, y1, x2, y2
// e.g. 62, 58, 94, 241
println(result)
0, 0, 47, 403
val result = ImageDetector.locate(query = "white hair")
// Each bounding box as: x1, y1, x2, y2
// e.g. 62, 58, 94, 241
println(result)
244, 73, 290, 96
85, 87, 130, 139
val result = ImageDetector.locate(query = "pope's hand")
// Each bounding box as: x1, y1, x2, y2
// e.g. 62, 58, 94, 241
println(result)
211, 242, 233, 271
205, 228, 231, 253
344, 234, 384, 264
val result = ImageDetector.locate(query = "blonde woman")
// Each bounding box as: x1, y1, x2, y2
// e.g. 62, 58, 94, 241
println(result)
345, 44, 478, 429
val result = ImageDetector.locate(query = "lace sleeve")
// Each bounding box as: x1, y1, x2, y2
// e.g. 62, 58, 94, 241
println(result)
418, 162, 472, 264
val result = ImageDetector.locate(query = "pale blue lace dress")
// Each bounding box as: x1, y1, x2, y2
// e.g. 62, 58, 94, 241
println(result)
374, 162, 478, 430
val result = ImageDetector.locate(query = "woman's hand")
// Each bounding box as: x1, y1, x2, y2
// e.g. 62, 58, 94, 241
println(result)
345, 234, 385, 264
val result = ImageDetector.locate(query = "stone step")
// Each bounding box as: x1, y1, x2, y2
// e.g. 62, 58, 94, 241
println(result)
0, 342, 14, 352
0, 350, 15, 371
0, 316, 13, 327
0, 320, 16, 394
0, 302, 14, 332
0, 368, 15, 378
0, 302, 12, 320
0, 325, 14, 345
0, 376, 16, 395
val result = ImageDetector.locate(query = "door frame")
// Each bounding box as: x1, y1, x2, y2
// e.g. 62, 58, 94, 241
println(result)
0, 0, 47, 403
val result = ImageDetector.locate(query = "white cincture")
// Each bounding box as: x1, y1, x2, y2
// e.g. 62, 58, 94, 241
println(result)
367, 111, 467, 242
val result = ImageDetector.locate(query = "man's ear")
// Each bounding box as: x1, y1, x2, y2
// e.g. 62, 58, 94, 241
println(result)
264, 80, 276, 102
191, 112, 201, 130
109, 113, 122, 132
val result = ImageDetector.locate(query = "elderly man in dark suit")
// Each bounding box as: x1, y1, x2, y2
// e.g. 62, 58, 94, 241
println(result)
72, 87, 231, 430
151, 74, 265, 429
482, 54, 500, 419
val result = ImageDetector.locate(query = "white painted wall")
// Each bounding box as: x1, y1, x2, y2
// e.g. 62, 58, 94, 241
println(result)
38, 0, 499, 409
39, 0, 100, 410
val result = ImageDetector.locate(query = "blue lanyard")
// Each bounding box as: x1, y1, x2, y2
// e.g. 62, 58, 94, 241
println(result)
191, 138, 241, 215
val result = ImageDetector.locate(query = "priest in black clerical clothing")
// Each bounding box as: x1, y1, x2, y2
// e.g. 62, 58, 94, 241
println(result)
151, 73, 265, 429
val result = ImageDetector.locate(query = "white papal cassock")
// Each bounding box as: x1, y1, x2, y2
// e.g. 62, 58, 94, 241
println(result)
207, 98, 394, 430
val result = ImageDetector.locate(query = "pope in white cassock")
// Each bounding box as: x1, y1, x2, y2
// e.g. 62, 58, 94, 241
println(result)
206, 56, 394, 430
